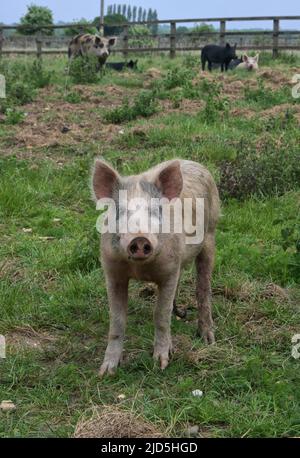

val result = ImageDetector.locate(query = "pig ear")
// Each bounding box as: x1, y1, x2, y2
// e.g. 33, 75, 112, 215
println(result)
95, 36, 101, 45
255, 53, 259, 62
243, 55, 249, 62
155, 161, 183, 200
92, 159, 119, 200
108, 37, 117, 46
225, 43, 230, 48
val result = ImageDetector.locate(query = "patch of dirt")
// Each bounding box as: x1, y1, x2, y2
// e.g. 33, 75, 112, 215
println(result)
0, 258, 24, 282
260, 103, 300, 124
160, 98, 205, 115
145, 67, 163, 79
230, 107, 255, 118
74, 406, 165, 438
186, 345, 241, 366
213, 281, 291, 304
7, 325, 57, 351
4, 84, 128, 152
258, 69, 293, 88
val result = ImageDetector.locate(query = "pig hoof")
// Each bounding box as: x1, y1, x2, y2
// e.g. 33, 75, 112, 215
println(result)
197, 328, 215, 345
99, 360, 119, 377
153, 352, 169, 370
153, 345, 172, 370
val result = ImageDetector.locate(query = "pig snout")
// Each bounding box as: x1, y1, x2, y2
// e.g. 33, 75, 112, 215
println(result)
127, 237, 153, 260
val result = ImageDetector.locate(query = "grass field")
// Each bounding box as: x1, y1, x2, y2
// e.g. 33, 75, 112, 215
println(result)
0, 52, 300, 438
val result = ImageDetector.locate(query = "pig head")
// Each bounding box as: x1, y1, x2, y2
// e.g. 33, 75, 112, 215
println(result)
237, 54, 259, 71
92, 159, 220, 376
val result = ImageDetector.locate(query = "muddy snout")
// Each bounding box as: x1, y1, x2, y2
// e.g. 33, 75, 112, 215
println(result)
127, 237, 153, 260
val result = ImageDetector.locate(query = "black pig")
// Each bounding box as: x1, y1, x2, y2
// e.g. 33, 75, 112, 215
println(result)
201, 43, 237, 72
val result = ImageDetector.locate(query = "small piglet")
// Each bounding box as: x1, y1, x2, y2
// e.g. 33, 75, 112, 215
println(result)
212, 57, 243, 71
201, 43, 237, 72
236, 54, 259, 71
92, 159, 220, 375
106, 59, 138, 71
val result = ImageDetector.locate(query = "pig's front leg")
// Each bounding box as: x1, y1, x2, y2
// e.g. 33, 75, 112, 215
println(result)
153, 273, 180, 370
99, 275, 129, 377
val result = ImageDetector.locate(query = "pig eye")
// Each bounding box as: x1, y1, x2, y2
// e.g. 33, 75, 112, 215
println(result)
100, 43, 104, 48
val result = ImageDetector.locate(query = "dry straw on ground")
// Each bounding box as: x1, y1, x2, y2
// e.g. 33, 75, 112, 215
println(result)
74, 406, 165, 438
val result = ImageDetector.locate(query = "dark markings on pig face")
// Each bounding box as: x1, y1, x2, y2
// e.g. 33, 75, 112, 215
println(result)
93, 160, 183, 263
108, 180, 161, 262
93, 36, 117, 63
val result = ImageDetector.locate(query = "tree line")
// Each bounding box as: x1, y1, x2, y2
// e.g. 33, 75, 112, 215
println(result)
107, 4, 158, 24
10, 4, 159, 36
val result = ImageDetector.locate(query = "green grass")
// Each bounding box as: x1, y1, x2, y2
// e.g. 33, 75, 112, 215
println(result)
0, 54, 299, 438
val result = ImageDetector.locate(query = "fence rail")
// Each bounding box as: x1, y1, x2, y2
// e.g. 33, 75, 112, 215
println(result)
0, 15, 300, 59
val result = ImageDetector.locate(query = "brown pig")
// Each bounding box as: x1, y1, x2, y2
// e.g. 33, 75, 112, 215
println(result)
92, 159, 220, 375
68, 34, 117, 68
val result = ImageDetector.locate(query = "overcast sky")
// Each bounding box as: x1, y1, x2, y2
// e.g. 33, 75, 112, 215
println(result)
2, 1, 300, 28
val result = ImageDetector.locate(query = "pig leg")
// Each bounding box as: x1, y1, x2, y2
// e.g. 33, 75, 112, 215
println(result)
208, 61, 212, 72
195, 234, 215, 344
154, 274, 179, 369
173, 284, 187, 318
99, 276, 129, 376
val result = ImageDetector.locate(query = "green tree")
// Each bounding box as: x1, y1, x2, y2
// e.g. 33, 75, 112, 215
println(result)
138, 7, 142, 22
151, 9, 158, 34
20, 4, 54, 35
113, 4, 117, 14
177, 26, 189, 34
122, 4, 127, 17
147, 8, 153, 28
129, 24, 154, 48
64, 18, 97, 37
117, 5, 121, 15
142, 9, 147, 22
132, 6, 137, 22
107, 5, 112, 15
127, 6, 132, 22
192, 22, 215, 33
94, 13, 127, 35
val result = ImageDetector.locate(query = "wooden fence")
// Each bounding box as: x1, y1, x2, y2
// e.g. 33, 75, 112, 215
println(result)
0, 15, 300, 59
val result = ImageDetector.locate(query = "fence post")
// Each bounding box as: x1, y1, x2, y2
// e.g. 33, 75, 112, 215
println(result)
170, 21, 176, 58
36, 32, 42, 59
220, 20, 226, 46
123, 24, 128, 60
273, 18, 279, 58
0, 28, 3, 59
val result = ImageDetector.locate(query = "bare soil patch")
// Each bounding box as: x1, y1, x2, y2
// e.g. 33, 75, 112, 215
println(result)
7, 325, 57, 351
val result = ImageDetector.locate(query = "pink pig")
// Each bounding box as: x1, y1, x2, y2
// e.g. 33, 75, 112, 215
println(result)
92, 159, 220, 376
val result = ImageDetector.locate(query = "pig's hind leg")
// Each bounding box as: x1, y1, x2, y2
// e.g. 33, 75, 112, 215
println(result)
154, 273, 180, 369
195, 233, 215, 344
99, 276, 129, 376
